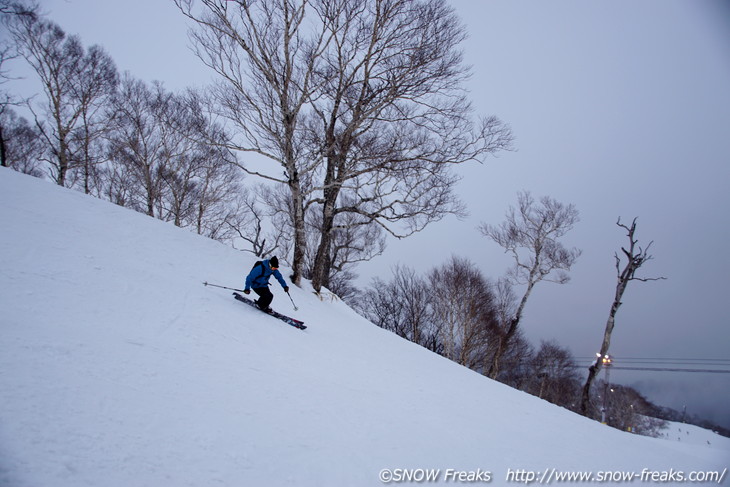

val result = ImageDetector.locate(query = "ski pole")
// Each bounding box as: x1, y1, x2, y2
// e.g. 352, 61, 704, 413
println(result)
202, 281, 246, 293
286, 290, 299, 311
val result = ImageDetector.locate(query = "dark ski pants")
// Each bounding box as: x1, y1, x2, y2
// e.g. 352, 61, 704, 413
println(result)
252, 286, 273, 309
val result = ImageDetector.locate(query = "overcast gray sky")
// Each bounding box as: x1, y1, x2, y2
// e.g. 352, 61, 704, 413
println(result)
11, 0, 730, 428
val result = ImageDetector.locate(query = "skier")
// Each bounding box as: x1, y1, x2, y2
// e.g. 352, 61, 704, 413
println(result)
243, 256, 289, 312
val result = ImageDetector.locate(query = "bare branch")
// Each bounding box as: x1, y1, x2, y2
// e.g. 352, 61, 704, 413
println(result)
580, 216, 666, 417
479, 191, 581, 378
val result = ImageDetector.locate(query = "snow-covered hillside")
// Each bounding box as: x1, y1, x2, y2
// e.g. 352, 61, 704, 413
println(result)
656, 420, 730, 451
1, 167, 727, 487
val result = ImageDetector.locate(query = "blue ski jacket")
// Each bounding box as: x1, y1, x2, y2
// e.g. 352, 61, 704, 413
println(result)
245, 259, 288, 291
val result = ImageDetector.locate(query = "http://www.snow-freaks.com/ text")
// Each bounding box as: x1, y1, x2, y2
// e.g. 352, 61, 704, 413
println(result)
377, 467, 728, 484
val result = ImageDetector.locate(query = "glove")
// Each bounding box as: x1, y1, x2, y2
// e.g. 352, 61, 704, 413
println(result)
243, 289, 250, 295
284, 286, 290, 293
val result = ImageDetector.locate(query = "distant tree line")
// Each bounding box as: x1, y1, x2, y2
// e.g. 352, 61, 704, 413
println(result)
353, 192, 587, 412
353, 255, 672, 435
354, 192, 673, 436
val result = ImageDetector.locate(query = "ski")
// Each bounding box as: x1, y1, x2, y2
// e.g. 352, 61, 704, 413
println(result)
232, 292, 307, 330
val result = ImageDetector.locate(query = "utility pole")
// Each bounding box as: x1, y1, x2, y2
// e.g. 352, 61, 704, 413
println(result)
600, 354, 613, 424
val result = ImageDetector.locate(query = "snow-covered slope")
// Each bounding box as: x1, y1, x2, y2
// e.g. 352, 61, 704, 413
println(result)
0, 167, 726, 487
656, 420, 730, 451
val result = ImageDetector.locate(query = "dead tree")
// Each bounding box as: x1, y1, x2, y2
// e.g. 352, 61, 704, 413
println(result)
579, 217, 666, 416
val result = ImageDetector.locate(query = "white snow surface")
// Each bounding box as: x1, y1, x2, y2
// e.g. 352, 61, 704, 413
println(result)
656, 420, 730, 451
0, 166, 727, 486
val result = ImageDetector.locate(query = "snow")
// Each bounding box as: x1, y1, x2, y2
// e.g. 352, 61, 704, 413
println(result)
655, 420, 730, 451
0, 166, 727, 486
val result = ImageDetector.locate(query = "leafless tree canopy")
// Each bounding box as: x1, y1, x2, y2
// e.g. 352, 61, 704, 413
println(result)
479, 191, 581, 378
1, 1, 40, 169
9, 15, 118, 186
356, 264, 441, 351
105, 76, 240, 237
480, 191, 581, 286
1, 2, 292, 250
304, 0, 513, 291
355, 258, 582, 412
523, 340, 581, 408
356, 257, 500, 361
175, 0, 513, 291
175, 0, 331, 284
1, 108, 44, 175
428, 256, 499, 368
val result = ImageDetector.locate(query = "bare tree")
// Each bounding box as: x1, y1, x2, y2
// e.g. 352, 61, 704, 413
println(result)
104, 76, 242, 240
579, 217, 666, 416
306, 0, 513, 292
480, 276, 515, 376
428, 256, 499, 369
175, 0, 332, 286
9, 16, 116, 186
356, 263, 441, 352
525, 340, 581, 411
357, 274, 408, 338
225, 185, 288, 257
8, 17, 75, 182
107, 76, 168, 216
304, 200, 387, 297
190, 156, 242, 241
394, 264, 433, 349
67, 44, 118, 194
0, 1, 39, 168
0, 107, 43, 176
479, 191, 581, 379
0, 2, 38, 88
489, 328, 533, 389
0, 0, 36, 17
177, 0, 512, 291
173, 89, 242, 240
156, 89, 224, 228
392, 265, 437, 351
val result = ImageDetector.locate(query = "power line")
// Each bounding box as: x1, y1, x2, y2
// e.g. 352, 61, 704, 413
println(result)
567, 365, 730, 373
608, 366, 730, 374
496, 357, 730, 373
574, 356, 730, 362
569, 357, 730, 373
573, 357, 730, 368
